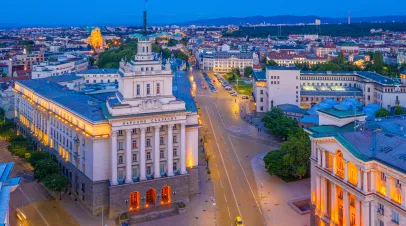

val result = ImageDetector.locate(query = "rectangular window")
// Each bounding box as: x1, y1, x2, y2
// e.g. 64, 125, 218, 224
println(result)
173, 162, 177, 171
118, 155, 123, 164
160, 150, 164, 159
146, 84, 151, 95
132, 167, 138, 178
160, 164, 165, 174
132, 128, 137, 134
160, 137, 164, 145
392, 210, 399, 224
146, 166, 151, 176
118, 130, 123, 136
146, 139, 151, 147
132, 153, 137, 162
132, 140, 137, 148
146, 152, 151, 160
136, 84, 140, 96
378, 220, 384, 226
118, 141, 123, 150
173, 149, 177, 157
173, 135, 177, 143
118, 170, 124, 180
157, 83, 161, 94
378, 203, 384, 215
146, 127, 151, 133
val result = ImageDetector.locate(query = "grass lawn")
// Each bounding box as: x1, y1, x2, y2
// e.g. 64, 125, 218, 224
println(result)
233, 85, 252, 95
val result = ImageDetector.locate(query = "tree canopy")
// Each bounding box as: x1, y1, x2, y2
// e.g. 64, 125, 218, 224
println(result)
281, 129, 311, 179
262, 107, 298, 140
375, 108, 390, 117
244, 66, 253, 77
394, 106, 404, 115
43, 174, 69, 200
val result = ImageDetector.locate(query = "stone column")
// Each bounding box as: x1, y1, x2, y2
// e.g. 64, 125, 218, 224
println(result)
362, 202, 370, 226
154, 126, 161, 178
363, 170, 368, 193
371, 169, 376, 192
180, 123, 187, 174
110, 131, 118, 185
317, 148, 321, 166
402, 183, 406, 208
140, 127, 146, 181
344, 160, 349, 182
125, 129, 132, 183
46, 119, 51, 146
322, 150, 326, 168
357, 166, 362, 190
343, 191, 350, 226
355, 199, 360, 226
167, 124, 174, 176
322, 178, 328, 215
332, 154, 336, 175
316, 175, 321, 210
331, 183, 337, 223
386, 176, 391, 199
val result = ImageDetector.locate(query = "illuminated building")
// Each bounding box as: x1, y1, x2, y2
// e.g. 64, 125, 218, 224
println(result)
13, 19, 199, 221
307, 110, 406, 226
201, 51, 253, 74
6, 51, 44, 76
87, 28, 105, 50
253, 67, 406, 112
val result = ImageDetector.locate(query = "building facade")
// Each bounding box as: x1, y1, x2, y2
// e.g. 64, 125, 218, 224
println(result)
253, 67, 406, 112
7, 51, 44, 76
307, 111, 406, 226
13, 35, 199, 221
202, 51, 253, 74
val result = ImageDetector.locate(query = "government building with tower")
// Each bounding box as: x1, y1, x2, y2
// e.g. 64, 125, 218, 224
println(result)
12, 12, 199, 222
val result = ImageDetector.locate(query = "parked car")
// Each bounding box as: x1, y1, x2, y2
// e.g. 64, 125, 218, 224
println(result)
242, 95, 249, 99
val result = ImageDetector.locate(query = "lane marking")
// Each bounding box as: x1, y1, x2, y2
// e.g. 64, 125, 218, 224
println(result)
228, 135, 263, 215
19, 187, 51, 226
223, 193, 228, 203
205, 106, 243, 220
227, 207, 231, 218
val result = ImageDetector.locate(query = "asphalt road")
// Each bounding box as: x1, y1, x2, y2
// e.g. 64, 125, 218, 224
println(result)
189, 67, 281, 226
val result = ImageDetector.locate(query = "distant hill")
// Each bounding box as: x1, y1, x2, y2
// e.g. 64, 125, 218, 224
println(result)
181, 15, 406, 26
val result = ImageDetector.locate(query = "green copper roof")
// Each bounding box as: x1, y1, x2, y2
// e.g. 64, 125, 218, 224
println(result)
318, 108, 365, 119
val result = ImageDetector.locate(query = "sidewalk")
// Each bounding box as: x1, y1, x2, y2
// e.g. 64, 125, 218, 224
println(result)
251, 153, 310, 226
137, 164, 216, 226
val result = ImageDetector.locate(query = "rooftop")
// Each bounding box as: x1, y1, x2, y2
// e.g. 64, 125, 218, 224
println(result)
77, 68, 118, 75
0, 162, 20, 224
253, 71, 266, 81
317, 108, 365, 119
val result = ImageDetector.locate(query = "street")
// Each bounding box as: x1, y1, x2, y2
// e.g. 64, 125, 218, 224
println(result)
189, 67, 281, 226
0, 140, 78, 226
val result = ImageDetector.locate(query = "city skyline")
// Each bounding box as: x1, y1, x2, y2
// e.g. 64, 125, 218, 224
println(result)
1, 0, 406, 26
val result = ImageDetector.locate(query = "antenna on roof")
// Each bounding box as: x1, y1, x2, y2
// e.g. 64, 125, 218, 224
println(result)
372, 128, 382, 158
143, 0, 148, 36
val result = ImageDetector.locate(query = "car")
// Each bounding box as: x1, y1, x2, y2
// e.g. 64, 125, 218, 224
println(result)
242, 95, 249, 99
16, 208, 26, 221
235, 216, 243, 226
230, 92, 237, 96
212, 89, 218, 93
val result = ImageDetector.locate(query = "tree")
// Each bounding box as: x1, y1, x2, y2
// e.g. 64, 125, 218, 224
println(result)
1, 72, 6, 77
263, 150, 289, 177
243, 66, 253, 77
337, 52, 345, 65
25, 44, 32, 53
162, 48, 171, 59
28, 151, 53, 168
281, 129, 311, 179
43, 174, 69, 200
151, 43, 161, 53
266, 59, 279, 67
175, 51, 188, 62
394, 106, 404, 115
168, 39, 177, 47
372, 51, 384, 73
262, 107, 298, 140
8, 144, 28, 157
375, 108, 390, 117
34, 159, 59, 182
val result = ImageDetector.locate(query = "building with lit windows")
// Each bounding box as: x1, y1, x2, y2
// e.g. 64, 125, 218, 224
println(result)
307, 108, 406, 226
6, 51, 44, 76
201, 51, 253, 74
12, 28, 199, 222
253, 67, 406, 113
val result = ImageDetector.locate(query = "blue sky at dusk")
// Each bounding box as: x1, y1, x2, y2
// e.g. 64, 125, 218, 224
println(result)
1, 0, 405, 26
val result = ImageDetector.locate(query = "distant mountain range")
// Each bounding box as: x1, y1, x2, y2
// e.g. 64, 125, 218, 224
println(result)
181, 15, 406, 26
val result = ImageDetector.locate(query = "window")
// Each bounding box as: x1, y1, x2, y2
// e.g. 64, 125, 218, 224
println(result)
146, 127, 151, 133
160, 125, 164, 132
132, 153, 137, 162
173, 149, 178, 157
132, 128, 137, 134
132, 167, 138, 178
173, 162, 177, 171
160, 164, 165, 174
146, 139, 151, 147
392, 210, 399, 224
378, 203, 384, 215
136, 85, 140, 96
132, 140, 137, 148
260, 90, 263, 95
378, 220, 384, 226
118, 130, 123, 136
160, 137, 164, 145
381, 172, 386, 181
81, 183, 85, 192
146, 84, 151, 95
157, 83, 161, 94
260, 98, 263, 102
160, 150, 164, 159
118, 155, 123, 164
118, 141, 123, 150
146, 166, 151, 176
146, 152, 151, 160
173, 135, 177, 143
